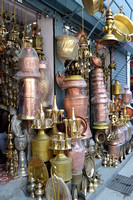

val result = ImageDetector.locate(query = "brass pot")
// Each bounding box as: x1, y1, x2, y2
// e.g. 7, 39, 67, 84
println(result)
112, 79, 122, 95
56, 35, 78, 59
113, 9, 133, 42
19, 97, 40, 120
20, 78, 40, 98
122, 87, 132, 104
82, 0, 103, 15
31, 129, 53, 162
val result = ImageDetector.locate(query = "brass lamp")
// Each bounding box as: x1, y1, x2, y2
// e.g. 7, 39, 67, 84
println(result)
100, 9, 118, 46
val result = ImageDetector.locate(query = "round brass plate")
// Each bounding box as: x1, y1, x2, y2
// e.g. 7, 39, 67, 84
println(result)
28, 156, 49, 188
84, 156, 94, 178
95, 130, 106, 144
46, 176, 71, 200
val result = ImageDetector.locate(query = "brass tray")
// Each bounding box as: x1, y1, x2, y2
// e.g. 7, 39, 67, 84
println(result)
28, 156, 49, 188
84, 155, 95, 178
82, 0, 103, 15
113, 8, 133, 42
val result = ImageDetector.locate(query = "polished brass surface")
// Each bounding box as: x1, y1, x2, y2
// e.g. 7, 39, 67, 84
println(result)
93, 121, 108, 130
63, 75, 84, 81
113, 7, 133, 42
28, 157, 49, 188
35, 181, 44, 200
88, 182, 95, 193
95, 130, 107, 144
84, 155, 94, 178
27, 174, 36, 198
100, 9, 118, 46
32, 129, 52, 162
112, 79, 122, 95
50, 150, 72, 182
32, 32, 43, 54
82, 0, 103, 15
56, 35, 78, 59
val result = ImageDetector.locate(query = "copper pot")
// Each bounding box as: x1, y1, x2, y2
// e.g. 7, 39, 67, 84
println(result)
112, 126, 125, 144
92, 97, 108, 104
63, 87, 88, 118
19, 57, 39, 72
92, 68, 103, 73
92, 84, 105, 91
92, 73, 104, 78
108, 140, 120, 158
94, 113, 108, 122
126, 106, 133, 118
62, 76, 87, 89
93, 88, 106, 95
19, 97, 40, 120
92, 81, 105, 88
92, 76, 104, 82
94, 93, 108, 98
20, 78, 40, 98
122, 87, 132, 104
91, 56, 102, 67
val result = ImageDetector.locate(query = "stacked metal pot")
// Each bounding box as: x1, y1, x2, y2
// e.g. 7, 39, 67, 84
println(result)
91, 68, 108, 123
17, 47, 41, 120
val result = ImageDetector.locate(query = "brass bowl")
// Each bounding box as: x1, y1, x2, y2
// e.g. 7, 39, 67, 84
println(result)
82, 0, 103, 15
113, 12, 133, 42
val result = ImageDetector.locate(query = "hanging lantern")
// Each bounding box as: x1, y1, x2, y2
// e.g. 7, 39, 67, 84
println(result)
100, 9, 118, 46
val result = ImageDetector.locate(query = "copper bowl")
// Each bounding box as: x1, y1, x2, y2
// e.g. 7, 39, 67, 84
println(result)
92, 68, 103, 73
95, 38, 104, 50
19, 57, 39, 72
126, 106, 133, 118
91, 56, 102, 67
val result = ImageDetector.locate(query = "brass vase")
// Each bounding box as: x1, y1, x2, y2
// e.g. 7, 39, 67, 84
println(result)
32, 129, 53, 162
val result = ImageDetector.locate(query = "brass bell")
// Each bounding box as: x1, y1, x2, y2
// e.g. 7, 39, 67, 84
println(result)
93, 177, 99, 188
100, 33, 118, 46
100, 9, 118, 46
88, 182, 95, 193
108, 157, 113, 167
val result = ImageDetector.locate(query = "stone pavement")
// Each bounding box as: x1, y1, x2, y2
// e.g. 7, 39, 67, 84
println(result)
0, 153, 133, 200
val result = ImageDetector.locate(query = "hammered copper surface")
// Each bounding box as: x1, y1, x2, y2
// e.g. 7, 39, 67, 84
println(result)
20, 78, 39, 98
19, 57, 39, 72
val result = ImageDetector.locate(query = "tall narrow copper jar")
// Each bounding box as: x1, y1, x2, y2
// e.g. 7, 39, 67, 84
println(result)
62, 75, 88, 118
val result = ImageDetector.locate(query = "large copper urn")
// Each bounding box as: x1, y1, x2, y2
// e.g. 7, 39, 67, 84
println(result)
62, 75, 92, 140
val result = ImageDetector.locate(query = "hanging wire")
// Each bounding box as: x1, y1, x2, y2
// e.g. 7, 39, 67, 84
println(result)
14, 0, 16, 22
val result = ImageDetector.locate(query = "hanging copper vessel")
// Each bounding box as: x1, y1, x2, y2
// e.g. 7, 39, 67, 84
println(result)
95, 38, 104, 50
